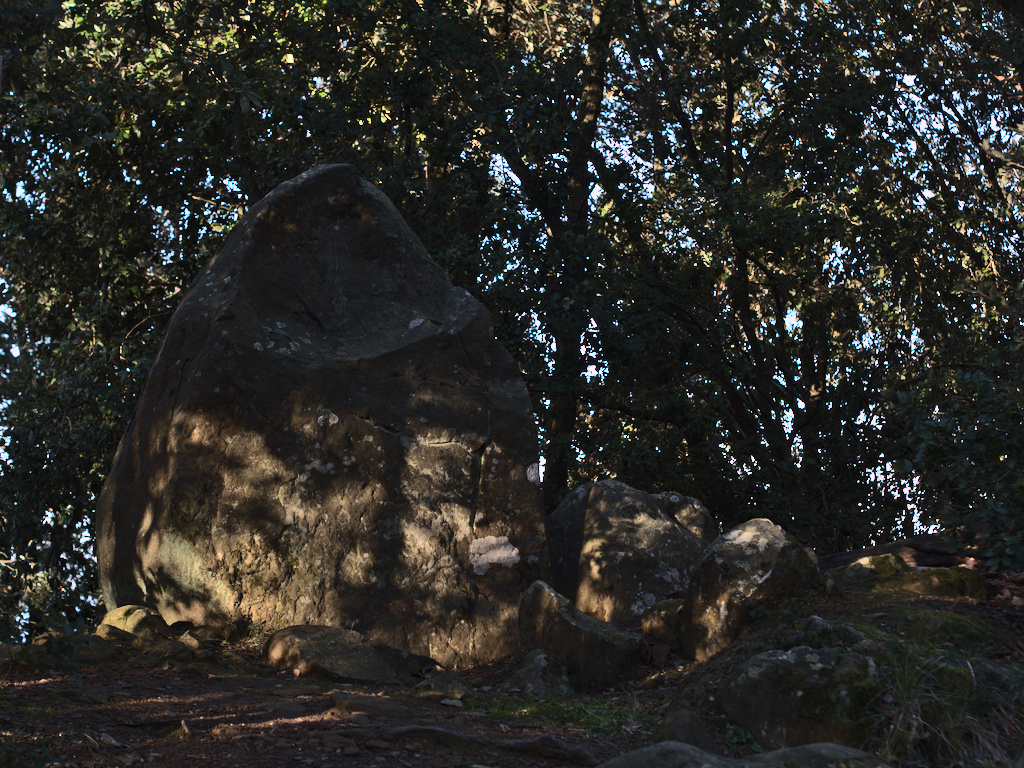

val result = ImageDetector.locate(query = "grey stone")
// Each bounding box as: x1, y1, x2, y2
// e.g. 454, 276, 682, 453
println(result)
655, 709, 723, 754
547, 480, 715, 628
716, 646, 881, 749
264, 625, 398, 684
518, 580, 643, 691
96, 164, 549, 667
682, 519, 823, 661
501, 649, 575, 697
98, 605, 176, 641
411, 670, 473, 701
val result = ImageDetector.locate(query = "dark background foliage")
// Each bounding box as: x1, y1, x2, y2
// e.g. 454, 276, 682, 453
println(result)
1, 0, 1022, 640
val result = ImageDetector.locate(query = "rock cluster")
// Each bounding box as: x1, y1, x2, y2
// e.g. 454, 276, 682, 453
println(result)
82, 165, 1003, 767
9, 480, 1002, 767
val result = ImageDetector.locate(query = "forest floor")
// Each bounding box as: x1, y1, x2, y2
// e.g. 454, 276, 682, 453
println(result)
1, 636, 664, 768
2, 572, 1023, 768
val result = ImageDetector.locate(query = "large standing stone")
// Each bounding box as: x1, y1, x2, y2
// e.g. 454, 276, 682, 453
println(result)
547, 480, 715, 628
96, 164, 549, 667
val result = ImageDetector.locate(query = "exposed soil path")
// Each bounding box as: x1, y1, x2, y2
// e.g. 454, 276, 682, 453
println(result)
1, 645, 661, 768
3, 570, 1022, 768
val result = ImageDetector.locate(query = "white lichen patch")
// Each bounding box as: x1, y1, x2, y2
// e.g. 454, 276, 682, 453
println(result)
401, 520, 437, 555
308, 458, 336, 473
526, 463, 542, 485
469, 535, 520, 575
317, 410, 339, 427
716, 520, 786, 562
722, 527, 769, 549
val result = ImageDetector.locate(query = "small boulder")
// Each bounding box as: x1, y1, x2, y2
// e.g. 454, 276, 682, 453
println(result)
890, 567, 987, 600
682, 519, 822, 661
547, 480, 715, 627
411, 670, 473, 701
93, 624, 140, 644
716, 646, 881, 749
98, 605, 176, 641
141, 637, 193, 661
264, 625, 398, 684
837, 554, 911, 585
655, 709, 723, 754
372, 646, 442, 684
518, 580, 643, 691
501, 649, 575, 698
331, 692, 413, 720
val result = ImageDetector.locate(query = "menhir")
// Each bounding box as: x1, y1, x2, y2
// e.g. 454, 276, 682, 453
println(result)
96, 165, 549, 667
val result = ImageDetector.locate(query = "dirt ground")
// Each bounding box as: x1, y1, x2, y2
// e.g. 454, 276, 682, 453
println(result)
0, 643, 665, 768
3, 571, 1022, 768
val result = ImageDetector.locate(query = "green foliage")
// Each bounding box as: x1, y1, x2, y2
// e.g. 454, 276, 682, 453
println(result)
474, 691, 644, 733
896, 284, 1024, 570
0, 0, 1022, 638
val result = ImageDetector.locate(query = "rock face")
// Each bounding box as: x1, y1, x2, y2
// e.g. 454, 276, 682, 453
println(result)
680, 519, 822, 661
518, 580, 643, 691
547, 480, 715, 627
96, 164, 549, 667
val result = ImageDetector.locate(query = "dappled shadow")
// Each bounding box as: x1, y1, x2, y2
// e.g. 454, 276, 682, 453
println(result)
95, 165, 548, 667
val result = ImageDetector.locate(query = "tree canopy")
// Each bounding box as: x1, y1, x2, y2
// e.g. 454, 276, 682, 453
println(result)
1, 0, 1022, 639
